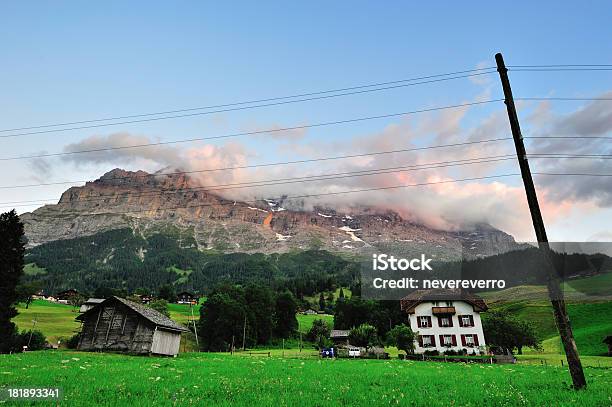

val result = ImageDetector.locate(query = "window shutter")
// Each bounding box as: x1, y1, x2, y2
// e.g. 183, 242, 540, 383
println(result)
469, 315, 474, 327
417, 318, 422, 328
449, 317, 454, 327
437, 316, 442, 327
461, 334, 466, 346
439, 335, 444, 346
426, 316, 432, 327
451, 335, 457, 346
474, 334, 479, 346
458, 316, 463, 327
418, 335, 423, 347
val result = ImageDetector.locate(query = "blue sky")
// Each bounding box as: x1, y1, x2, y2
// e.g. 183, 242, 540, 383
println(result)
1, 2, 611, 241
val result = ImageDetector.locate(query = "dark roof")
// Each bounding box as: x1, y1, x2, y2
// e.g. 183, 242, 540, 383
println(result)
330, 330, 350, 338
76, 296, 188, 332
177, 291, 197, 296
84, 298, 105, 305
400, 289, 488, 313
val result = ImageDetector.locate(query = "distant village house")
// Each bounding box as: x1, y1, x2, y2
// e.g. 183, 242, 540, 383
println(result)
176, 291, 199, 304
76, 296, 188, 356
56, 289, 81, 304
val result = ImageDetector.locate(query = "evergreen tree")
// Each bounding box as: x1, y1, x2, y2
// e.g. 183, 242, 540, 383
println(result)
338, 288, 345, 300
0, 210, 25, 353
274, 290, 298, 338
318, 293, 326, 311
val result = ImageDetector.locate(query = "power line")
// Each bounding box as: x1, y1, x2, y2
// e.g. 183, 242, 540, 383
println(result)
516, 97, 612, 101
0, 71, 497, 139
529, 153, 612, 158
533, 172, 612, 177
526, 136, 612, 139
508, 64, 612, 68
0, 136, 514, 189
1, 173, 521, 212
0, 100, 504, 161
509, 68, 612, 72
0, 155, 516, 206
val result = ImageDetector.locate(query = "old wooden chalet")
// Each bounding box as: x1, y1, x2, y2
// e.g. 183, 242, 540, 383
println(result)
176, 291, 199, 304
56, 288, 80, 302
75, 296, 188, 356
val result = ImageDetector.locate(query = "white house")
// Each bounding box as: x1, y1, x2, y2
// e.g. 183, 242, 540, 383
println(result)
400, 290, 487, 354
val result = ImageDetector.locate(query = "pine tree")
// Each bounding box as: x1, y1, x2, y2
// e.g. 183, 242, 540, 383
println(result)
0, 210, 25, 353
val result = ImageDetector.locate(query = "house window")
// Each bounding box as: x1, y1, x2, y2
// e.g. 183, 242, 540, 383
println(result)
439, 316, 451, 327
459, 315, 474, 327
461, 334, 479, 347
419, 335, 435, 347
418, 316, 432, 328
442, 335, 454, 346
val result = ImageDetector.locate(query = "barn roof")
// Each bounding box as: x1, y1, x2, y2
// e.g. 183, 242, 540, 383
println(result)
330, 330, 350, 338
76, 296, 188, 332
400, 289, 488, 313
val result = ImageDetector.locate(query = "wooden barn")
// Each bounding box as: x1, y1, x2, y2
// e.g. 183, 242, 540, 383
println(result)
75, 296, 188, 356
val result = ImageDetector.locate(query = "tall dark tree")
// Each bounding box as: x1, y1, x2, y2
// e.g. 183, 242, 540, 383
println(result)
274, 290, 298, 338
245, 284, 275, 345
318, 293, 326, 311
0, 210, 25, 353
158, 284, 176, 302
306, 318, 331, 350
16, 281, 42, 309
482, 310, 542, 354
198, 285, 252, 351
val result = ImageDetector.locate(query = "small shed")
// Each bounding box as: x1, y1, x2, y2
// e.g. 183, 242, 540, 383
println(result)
330, 329, 350, 346
79, 298, 105, 313
604, 335, 612, 356
75, 296, 188, 356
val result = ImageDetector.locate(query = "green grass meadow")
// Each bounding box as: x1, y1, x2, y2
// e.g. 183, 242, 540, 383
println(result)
0, 351, 610, 406
12, 300, 81, 344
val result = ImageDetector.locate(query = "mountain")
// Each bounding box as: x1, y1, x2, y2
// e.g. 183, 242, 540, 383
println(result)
21, 168, 519, 259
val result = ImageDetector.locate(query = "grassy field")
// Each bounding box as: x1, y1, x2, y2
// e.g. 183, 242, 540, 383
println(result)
167, 303, 200, 326
0, 351, 610, 406
488, 301, 612, 356
13, 300, 81, 344
297, 313, 334, 333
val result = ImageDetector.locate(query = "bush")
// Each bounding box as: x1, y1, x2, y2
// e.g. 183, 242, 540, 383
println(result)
67, 333, 81, 349
15, 330, 47, 351
423, 350, 439, 356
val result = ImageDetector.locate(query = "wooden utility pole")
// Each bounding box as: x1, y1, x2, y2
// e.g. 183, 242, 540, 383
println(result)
190, 303, 199, 349
242, 314, 247, 351
495, 52, 587, 389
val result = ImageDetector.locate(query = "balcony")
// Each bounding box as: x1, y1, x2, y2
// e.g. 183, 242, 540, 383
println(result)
432, 306, 455, 315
